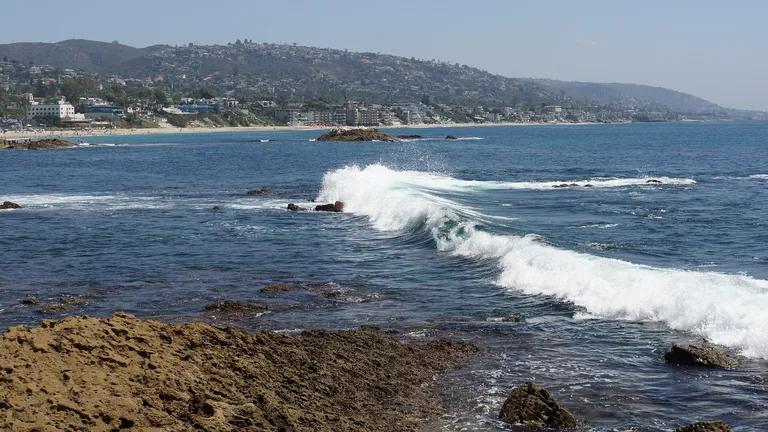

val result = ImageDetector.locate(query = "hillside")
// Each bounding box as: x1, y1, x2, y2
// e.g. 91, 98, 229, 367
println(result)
533, 80, 724, 114
0, 39, 727, 114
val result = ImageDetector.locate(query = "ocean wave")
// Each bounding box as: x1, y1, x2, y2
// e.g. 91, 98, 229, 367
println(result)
749, 174, 768, 180
318, 164, 768, 358
316, 164, 694, 193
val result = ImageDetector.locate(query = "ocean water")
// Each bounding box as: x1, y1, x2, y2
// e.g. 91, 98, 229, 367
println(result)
1, 122, 767, 430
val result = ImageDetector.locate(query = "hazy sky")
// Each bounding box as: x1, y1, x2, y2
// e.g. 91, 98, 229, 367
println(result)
2, 0, 766, 110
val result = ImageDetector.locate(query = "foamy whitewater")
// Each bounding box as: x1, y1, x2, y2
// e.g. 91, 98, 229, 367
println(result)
318, 164, 768, 358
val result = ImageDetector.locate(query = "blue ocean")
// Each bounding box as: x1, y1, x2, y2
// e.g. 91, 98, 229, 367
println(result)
2, 122, 767, 430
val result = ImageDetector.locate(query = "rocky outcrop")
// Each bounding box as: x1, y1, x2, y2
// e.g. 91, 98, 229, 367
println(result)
0, 138, 76, 150
675, 421, 733, 432
0, 314, 477, 431
396, 134, 422, 139
664, 343, 740, 368
445, 135, 458, 140
646, 179, 663, 184
1, 201, 21, 209
315, 201, 345, 212
498, 381, 577, 429
317, 128, 397, 142
246, 188, 272, 196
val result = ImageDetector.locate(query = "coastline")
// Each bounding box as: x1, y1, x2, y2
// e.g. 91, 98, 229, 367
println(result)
0, 121, 608, 140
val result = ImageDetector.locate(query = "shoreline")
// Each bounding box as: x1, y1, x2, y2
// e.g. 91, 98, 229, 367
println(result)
0, 313, 477, 431
0, 121, 611, 140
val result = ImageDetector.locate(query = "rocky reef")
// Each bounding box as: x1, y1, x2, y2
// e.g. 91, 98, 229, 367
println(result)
317, 128, 397, 142
0, 138, 76, 150
0, 313, 477, 431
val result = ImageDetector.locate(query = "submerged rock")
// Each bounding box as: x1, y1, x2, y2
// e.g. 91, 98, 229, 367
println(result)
675, 421, 733, 432
552, 183, 580, 188
498, 381, 577, 429
664, 343, 740, 368
315, 201, 345, 212
445, 135, 458, 140
316, 128, 397, 142
396, 134, 422, 139
0, 313, 476, 431
203, 300, 270, 314
646, 179, 663, 184
287, 203, 306, 211
1, 201, 21, 209
246, 188, 272, 196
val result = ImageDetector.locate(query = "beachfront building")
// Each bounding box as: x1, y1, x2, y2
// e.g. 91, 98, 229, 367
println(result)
28, 100, 86, 123
29, 100, 76, 119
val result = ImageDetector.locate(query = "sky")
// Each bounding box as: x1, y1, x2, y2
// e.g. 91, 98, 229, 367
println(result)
2, 0, 766, 110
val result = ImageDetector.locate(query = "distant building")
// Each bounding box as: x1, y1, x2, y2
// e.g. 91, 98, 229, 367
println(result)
85, 105, 126, 120
178, 103, 219, 113
28, 100, 80, 120
543, 105, 563, 113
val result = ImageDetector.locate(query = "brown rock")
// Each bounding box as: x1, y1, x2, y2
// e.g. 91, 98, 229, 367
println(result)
317, 128, 397, 142
0, 314, 477, 431
498, 381, 577, 429
1, 201, 21, 209
315, 201, 345, 212
675, 420, 733, 432
664, 343, 740, 368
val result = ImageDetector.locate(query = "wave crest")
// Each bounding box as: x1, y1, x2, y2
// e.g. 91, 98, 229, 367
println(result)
318, 164, 768, 358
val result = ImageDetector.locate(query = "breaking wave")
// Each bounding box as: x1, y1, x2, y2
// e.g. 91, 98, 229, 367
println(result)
317, 164, 768, 358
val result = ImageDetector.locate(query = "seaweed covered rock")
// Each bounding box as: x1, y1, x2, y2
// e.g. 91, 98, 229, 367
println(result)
675, 420, 733, 432
498, 381, 577, 429
317, 128, 397, 142
664, 343, 740, 368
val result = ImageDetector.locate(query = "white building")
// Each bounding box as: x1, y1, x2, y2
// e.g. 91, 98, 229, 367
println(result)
29, 100, 76, 119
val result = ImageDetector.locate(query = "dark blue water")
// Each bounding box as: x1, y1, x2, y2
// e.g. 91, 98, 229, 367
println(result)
1, 122, 767, 431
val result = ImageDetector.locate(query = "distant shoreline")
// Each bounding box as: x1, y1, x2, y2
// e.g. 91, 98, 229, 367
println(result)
0, 121, 613, 140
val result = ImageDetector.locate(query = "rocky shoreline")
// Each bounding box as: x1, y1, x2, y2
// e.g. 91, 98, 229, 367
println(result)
0, 314, 477, 431
0, 312, 737, 431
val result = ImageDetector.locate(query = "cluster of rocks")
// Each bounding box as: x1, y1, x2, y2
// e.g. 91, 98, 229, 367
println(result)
316, 128, 398, 142
287, 200, 344, 213
0, 138, 76, 150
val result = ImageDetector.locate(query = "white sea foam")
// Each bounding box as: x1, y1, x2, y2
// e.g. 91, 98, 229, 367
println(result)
318, 164, 768, 358
3, 194, 171, 210
749, 174, 768, 180
318, 164, 694, 193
